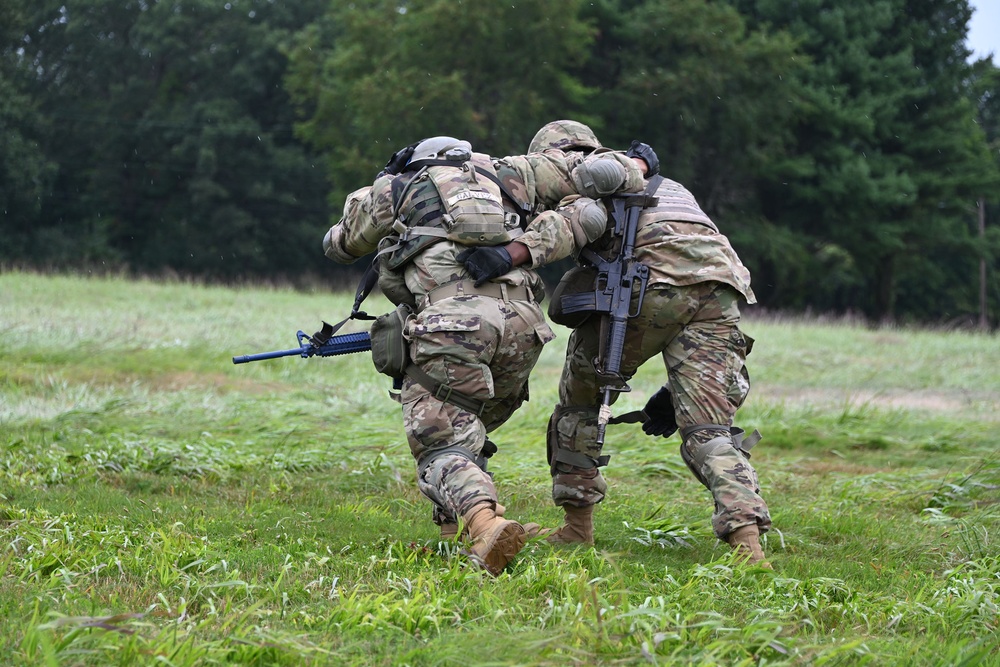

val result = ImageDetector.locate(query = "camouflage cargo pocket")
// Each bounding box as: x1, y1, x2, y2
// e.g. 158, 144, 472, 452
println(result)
409, 313, 495, 400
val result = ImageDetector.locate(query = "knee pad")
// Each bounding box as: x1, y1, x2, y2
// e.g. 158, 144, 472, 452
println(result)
418, 441, 494, 479
679, 426, 732, 487
679, 424, 762, 488
547, 405, 610, 475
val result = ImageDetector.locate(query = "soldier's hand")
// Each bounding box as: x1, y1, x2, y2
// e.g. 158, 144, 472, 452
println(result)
641, 386, 677, 438
457, 246, 513, 287
626, 140, 660, 177
379, 141, 419, 177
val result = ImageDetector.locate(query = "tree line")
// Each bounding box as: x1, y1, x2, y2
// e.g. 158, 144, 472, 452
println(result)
2, 0, 998, 325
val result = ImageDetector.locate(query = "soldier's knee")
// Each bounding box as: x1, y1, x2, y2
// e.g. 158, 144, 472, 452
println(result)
679, 425, 733, 478
547, 405, 608, 474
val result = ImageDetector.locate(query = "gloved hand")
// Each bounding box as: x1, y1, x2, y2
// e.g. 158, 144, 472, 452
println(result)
456, 246, 513, 287
641, 386, 677, 438
378, 141, 419, 177
626, 140, 660, 177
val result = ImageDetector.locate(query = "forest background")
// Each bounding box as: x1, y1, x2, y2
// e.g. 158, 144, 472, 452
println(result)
2, 0, 999, 325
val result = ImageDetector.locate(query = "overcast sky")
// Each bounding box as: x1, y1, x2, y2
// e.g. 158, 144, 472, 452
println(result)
968, 0, 999, 63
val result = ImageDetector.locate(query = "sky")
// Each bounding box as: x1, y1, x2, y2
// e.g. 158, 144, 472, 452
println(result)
967, 0, 999, 63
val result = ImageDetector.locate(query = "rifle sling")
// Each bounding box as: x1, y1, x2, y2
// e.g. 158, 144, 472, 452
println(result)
607, 410, 646, 425
321, 259, 380, 343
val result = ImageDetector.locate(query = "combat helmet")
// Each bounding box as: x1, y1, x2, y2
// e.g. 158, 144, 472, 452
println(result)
407, 136, 473, 165
528, 120, 602, 154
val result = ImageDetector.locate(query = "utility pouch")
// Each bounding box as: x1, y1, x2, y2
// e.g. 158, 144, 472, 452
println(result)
370, 303, 413, 380
547, 265, 597, 328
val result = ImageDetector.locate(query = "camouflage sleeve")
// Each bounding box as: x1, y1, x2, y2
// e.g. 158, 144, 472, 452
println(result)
321, 176, 397, 263
517, 195, 609, 267
502, 149, 644, 210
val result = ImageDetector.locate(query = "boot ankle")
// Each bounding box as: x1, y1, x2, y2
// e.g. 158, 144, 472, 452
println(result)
726, 524, 772, 569
546, 504, 594, 545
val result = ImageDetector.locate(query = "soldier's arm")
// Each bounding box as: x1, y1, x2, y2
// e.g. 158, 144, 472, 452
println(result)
495, 148, 645, 270
322, 175, 397, 263
511, 196, 609, 268
508, 150, 647, 209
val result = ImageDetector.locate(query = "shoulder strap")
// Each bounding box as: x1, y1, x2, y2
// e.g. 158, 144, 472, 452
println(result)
643, 174, 664, 197
473, 166, 533, 228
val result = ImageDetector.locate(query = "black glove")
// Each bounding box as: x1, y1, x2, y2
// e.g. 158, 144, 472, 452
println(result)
626, 140, 660, 177
378, 141, 419, 177
456, 246, 513, 287
641, 386, 677, 438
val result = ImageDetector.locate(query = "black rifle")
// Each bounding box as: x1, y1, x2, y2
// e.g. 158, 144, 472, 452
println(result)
556, 177, 661, 445
232, 323, 371, 364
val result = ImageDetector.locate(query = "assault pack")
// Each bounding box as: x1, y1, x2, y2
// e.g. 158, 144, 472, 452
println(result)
379, 137, 534, 270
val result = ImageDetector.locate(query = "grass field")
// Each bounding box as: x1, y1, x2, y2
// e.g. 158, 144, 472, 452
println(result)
1, 270, 999, 666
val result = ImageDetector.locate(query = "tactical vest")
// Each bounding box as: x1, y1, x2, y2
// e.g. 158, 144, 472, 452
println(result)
382, 153, 528, 271
645, 178, 718, 231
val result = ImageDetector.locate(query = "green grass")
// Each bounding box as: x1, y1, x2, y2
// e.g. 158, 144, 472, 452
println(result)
2, 270, 999, 666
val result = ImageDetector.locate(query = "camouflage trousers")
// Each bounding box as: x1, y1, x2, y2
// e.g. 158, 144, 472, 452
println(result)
402, 293, 553, 527
550, 281, 771, 539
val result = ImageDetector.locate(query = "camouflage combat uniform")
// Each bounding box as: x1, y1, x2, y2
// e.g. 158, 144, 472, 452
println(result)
324, 147, 644, 531
549, 176, 771, 541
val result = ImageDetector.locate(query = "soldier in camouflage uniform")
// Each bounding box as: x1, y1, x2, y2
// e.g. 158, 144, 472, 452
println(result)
466, 121, 772, 567
323, 136, 648, 575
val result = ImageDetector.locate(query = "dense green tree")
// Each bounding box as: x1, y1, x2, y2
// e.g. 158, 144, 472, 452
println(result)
285, 0, 597, 204
15, 0, 330, 279
968, 57, 1000, 325
571, 0, 810, 308
3, 0, 996, 324
0, 0, 55, 256
733, 0, 1000, 321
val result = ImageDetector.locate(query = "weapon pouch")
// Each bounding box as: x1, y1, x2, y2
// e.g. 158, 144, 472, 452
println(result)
370, 303, 414, 380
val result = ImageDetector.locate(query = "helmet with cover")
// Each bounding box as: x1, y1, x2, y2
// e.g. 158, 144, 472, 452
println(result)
407, 136, 473, 164
528, 120, 602, 154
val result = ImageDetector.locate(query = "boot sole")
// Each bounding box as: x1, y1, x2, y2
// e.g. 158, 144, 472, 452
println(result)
478, 521, 526, 576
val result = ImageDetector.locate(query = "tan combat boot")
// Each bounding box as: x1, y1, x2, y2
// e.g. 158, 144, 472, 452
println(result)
441, 504, 505, 540
463, 503, 526, 575
726, 524, 772, 569
545, 504, 594, 545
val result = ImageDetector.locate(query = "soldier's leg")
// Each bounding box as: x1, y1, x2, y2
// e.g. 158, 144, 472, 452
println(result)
438, 298, 548, 540
405, 296, 545, 571
546, 288, 685, 542
549, 322, 606, 499
664, 285, 771, 563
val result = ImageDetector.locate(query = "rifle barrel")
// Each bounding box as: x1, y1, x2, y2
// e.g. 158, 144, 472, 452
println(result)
232, 347, 308, 364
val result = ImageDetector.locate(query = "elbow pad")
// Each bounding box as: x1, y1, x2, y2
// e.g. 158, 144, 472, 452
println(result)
558, 196, 607, 247
570, 158, 626, 198
323, 225, 359, 264
575, 198, 608, 244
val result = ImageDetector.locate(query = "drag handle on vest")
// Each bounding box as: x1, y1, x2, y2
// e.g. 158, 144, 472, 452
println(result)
232, 328, 372, 364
